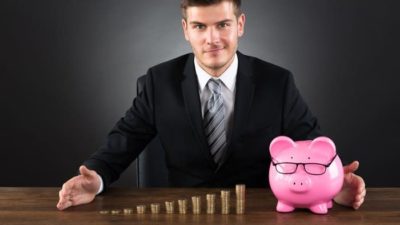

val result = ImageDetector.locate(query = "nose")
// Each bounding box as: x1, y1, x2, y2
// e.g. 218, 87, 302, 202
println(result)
206, 27, 220, 45
288, 165, 312, 193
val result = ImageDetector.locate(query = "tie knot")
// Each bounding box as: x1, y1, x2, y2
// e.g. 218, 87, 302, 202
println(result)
207, 79, 222, 95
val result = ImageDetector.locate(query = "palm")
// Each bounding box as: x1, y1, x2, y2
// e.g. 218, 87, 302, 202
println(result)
334, 161, 366, 209
69, 175, 97, 204
57, 166, 100, 210
334, 173, 357, 206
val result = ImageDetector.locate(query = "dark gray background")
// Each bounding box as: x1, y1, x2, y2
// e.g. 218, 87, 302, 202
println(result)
1, 0, 399, 187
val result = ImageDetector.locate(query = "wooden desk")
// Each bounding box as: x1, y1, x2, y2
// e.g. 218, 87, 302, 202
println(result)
0, 187, 399, 225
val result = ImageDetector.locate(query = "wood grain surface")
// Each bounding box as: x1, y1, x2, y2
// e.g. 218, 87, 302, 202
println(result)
0, 187, 399, 225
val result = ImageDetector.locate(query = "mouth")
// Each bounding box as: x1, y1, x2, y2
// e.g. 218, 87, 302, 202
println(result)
204, 47, 224, 54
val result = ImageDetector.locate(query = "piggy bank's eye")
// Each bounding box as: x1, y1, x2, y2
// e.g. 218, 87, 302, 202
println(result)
290, 156, 293, 159
308, 157, 311, 160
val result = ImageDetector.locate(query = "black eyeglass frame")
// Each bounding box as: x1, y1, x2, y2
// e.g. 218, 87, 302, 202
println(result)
271, 154, 338, 175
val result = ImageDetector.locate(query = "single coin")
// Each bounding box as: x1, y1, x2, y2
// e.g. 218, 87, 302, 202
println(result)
111, 209, 121, 215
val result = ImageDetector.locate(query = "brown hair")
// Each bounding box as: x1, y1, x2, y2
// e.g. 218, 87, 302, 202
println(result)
180, 0, 242, 20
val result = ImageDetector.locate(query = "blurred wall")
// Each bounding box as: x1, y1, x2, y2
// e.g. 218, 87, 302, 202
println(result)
1, 0, 399, 187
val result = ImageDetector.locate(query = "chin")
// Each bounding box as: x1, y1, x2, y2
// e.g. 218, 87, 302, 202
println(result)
206, 63, 226, 71
206, 58, 228, 67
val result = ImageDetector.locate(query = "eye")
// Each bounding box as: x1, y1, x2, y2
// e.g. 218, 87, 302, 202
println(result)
218, 22, 230, 28
194, 24, 205, 30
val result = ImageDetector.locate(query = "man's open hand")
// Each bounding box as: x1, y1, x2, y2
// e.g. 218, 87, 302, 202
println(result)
57, 166, 101, 210
334, 161, 366, 209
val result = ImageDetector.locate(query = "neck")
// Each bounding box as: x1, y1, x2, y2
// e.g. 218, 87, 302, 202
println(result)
197, 55, 235, 78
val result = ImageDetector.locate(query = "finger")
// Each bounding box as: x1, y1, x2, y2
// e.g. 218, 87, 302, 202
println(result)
58, 188, 73, 207
61, 178, 77, 193
79, 165, 90, 176
58, 187, 73, 205
357, 176, 366, 193
57, 197, 67, 209
352, 183, 366, 210
362, 188, 367, 197
57, 177, 79, 210
356, 188, 367, 201
79, 165, 97, 179
349, 173, 365, 194
59, 185, 73, 198
57, 196, 73, 210
346, 172, 364, 185
343, 161, 359, 174
59, 189, 67, 200
57, 200, 72, 210
353, 196, 365, 210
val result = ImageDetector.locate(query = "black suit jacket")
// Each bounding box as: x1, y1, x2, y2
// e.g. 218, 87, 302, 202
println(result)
83, 52, 321, 188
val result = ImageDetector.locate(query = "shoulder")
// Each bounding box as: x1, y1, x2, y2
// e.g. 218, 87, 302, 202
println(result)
148, 53, 192, 76
238, 52, 293, 83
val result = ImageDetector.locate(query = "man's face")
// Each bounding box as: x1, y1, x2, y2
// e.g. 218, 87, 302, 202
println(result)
182, 1, 245, 76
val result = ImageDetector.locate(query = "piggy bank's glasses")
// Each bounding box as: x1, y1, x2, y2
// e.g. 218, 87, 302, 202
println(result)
271, 154, 337, 175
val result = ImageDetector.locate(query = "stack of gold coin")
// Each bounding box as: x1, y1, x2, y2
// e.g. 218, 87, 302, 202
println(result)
136, 205, 146, 214
221, 190, 230, 214
165, 201, 175, 214
235, 184, 246, 214
177, 199, 188, 214
111, 209, 121, 215
99, 210, 110, 215
150, 203, 160, 214
206, 194, 216, 214
123, 208, 133, 215
191, 196, 201, 214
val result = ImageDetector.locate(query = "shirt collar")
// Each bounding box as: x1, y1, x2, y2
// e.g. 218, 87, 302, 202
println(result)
195, 53, 238, 92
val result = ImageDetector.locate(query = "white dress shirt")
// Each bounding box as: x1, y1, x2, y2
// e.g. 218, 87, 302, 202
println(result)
96, 54, 238, 194
195, 53, 238, 136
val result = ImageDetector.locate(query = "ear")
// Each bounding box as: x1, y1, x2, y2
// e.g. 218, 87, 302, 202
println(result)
237, 13, 245, 37
309, 136, 336, 158
269, 136, 296, 158
181, 19, 189, 41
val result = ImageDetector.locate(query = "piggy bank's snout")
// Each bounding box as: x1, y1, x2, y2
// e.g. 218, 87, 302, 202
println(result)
288, 174, 312, 193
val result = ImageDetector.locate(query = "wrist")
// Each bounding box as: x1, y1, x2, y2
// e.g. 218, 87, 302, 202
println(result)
96, 174, 104, 195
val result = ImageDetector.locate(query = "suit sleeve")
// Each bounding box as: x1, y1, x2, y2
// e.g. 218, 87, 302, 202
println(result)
282, 72, 322, 140
83, 72, 156, 190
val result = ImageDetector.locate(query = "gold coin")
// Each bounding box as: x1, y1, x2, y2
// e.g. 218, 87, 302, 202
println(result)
99, 210, 110, 214
123, 208, 133, 214
136, 205, 146, 214
111, 209, 121, 215
150, 203, 160, 214
165, 201, 174, 214
178, 199, 188, 214
191, 196, 201, 214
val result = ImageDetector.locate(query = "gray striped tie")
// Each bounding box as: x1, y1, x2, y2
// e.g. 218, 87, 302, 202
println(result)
204, 79, 226, 164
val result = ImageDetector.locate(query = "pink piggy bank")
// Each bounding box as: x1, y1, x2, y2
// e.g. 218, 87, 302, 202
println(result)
268, 136, 344, 214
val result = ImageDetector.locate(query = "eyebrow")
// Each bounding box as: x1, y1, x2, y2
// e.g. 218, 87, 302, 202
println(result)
189, 19, 233, 26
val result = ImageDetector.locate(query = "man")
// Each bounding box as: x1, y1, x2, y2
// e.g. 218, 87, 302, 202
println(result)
57, 0, 366, 211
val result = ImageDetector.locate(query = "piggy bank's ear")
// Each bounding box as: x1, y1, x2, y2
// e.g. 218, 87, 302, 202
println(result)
309, 137, 336, 158
269, 136, 296, 158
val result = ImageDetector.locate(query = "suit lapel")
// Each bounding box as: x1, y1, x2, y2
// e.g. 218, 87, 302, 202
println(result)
180, 52, 255, 172
216, 52, 255, 171
181, 54, 217, 169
